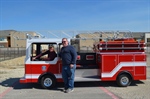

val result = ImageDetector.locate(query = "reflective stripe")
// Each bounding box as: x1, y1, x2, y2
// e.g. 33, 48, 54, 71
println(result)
102, 62, 146, 78
25, 74, 40, 79
24, 62, 146, 79
96, 52, 145, 54
86, 55, 94, 60
24, 74, 62, 79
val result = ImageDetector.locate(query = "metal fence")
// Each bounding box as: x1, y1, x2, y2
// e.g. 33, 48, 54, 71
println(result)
0, 47, 26, 62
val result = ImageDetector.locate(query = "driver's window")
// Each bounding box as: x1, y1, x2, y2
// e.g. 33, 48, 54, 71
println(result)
31, 43, 57, 61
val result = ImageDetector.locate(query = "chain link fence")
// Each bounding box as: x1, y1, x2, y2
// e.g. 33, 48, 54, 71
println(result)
0, 47, 26, 62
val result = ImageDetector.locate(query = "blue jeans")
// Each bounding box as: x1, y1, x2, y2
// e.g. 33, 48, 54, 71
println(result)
62, 64, 76, 89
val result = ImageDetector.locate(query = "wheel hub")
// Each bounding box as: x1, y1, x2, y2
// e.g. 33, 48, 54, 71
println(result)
121, 76, 129, 85
44, 78, 52, 87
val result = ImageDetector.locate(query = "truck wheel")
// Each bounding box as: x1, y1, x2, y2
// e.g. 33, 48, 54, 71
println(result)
41, 75, 56, 89
117, 74, 131, 87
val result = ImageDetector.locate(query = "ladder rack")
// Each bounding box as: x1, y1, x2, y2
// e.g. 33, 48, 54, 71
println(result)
94, 39, 146, 52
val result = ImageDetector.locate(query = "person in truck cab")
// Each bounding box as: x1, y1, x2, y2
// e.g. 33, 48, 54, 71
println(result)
32, 46, 57, 61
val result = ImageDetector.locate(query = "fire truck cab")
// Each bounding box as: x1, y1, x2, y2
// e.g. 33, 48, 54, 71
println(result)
20, 32, 147, 88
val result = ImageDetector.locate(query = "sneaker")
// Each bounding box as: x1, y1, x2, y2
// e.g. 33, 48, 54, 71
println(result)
63, 88, 67, 92
65, 88, 74, 93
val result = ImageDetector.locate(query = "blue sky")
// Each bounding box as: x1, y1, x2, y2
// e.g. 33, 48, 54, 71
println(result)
0, 0, 150, 33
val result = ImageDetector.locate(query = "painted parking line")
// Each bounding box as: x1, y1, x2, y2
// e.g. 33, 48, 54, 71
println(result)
99, 87, 120, 99
0, 81, 18, 99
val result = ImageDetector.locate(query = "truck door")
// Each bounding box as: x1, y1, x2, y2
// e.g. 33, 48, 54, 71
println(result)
102, 54, 117, 73
134, 54, 146, 78
30, 43, 59, 82
118, 54, 134, 71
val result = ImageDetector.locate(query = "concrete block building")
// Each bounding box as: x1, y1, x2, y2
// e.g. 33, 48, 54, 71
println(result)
0, 30, 38, 47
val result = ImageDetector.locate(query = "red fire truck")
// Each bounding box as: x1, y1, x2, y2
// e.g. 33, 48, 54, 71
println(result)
20, 32, 147, 88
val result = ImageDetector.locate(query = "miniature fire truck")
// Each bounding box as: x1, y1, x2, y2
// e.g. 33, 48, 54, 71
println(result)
20, 31, 147, 88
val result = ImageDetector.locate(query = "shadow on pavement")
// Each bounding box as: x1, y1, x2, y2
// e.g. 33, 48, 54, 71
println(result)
0, 77, 145, 91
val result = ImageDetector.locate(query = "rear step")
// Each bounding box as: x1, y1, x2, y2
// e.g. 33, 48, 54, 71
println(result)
75, 69, 101, 81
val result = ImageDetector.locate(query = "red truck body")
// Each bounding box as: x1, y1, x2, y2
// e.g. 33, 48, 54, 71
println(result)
20, 34, 147, 88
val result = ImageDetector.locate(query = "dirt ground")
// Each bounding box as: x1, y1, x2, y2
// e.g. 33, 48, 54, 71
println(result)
0, 55, 150, 99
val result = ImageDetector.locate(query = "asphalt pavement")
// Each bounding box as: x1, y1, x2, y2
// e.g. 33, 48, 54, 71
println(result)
0, 81, 121, 99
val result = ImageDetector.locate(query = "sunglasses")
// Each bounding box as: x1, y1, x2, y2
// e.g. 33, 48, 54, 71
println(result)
62, 41, 67, 43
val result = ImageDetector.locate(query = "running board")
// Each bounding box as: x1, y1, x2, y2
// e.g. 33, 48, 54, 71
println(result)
75, 76, 101, 82
75, 69, 101, 81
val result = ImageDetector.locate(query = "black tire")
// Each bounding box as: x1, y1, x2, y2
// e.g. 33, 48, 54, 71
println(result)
41, 75, 56, 89
117, 74, 132, 87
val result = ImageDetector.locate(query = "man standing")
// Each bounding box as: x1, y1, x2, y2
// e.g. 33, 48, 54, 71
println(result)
59, 38, 77, 93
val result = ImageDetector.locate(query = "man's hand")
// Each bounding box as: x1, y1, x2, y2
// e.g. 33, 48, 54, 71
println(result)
32, 57, 36, 61
70, 64, 74, 68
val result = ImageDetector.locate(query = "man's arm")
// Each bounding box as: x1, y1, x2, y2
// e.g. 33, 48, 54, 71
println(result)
70, 46, 77, 64
33, 50, 48, 60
